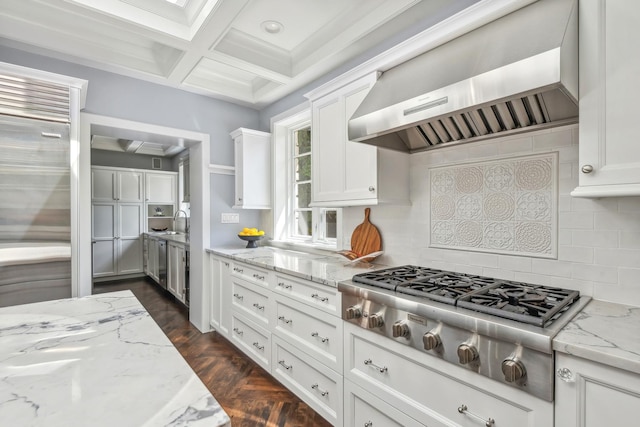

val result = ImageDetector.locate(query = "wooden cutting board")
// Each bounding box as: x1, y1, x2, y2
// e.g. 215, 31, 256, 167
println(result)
338, 208, 382, 261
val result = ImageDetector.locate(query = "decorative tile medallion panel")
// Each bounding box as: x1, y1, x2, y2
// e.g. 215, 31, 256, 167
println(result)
430, 152, 558, 258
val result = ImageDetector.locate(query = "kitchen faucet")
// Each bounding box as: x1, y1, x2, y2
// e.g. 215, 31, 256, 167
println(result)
173, 209, 189, 235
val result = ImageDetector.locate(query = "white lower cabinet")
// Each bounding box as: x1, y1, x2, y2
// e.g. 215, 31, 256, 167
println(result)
272, 294, 343, 372
344, 322, 553, 427
344, 380, 425, 427
167, 241, 186, 304
230, 313, 271, 371
272, 335, 343, 426
231, 276, 271, 329
555, 352, 640, 426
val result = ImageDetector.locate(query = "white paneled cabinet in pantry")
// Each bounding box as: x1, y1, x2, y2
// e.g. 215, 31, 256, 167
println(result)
230, 128, 271, 209
307, 72, 409, 207
145, 171, 176, 203
92, 167, 144, 203
555, 353, 640, 426
572, 0, 640, 197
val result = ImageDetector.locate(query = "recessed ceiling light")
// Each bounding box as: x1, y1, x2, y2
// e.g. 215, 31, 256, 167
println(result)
261, 20, 284, 34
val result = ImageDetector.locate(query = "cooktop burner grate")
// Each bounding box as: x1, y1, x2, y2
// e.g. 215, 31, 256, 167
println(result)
352, 266, 581, 326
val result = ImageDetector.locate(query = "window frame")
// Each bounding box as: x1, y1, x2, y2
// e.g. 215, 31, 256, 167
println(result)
272, 105, 342, 249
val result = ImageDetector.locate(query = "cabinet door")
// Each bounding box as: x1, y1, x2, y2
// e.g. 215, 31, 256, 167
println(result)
574, 0, 640, 196
117, 171, 144, 202
92, 203, 116, 277
145, 173, 176, 203
117, 203, 143, 274
234, 138, 245, 207
219, 259, 232, 337
168, 243, 186, 303
148, 239, 158, 282
555, 353, 640, 427
312, 95, 344, 203
209, 255, 221, 330
342, 83, 378, 201
92, 168, 116, 201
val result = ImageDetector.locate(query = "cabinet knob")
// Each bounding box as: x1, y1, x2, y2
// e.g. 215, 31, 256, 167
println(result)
581, 164, 594, 174
557, 367, 574, 383
368, 186, 375, 192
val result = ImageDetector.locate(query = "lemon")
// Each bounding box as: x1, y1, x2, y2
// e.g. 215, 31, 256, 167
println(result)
242, 227, 251, 233
257, 230, 265, 236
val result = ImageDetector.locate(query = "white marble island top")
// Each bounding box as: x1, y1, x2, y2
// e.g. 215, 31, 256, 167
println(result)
207, 245, 388, 288
553, 299, 640, 374
0, 291, 230, 427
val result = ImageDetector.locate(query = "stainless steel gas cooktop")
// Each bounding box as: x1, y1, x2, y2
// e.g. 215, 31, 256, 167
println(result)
339, 265, 590, 401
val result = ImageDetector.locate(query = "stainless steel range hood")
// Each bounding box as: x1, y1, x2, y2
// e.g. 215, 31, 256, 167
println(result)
348, 0, 578, 153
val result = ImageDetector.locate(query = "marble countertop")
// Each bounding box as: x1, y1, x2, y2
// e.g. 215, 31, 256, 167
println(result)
553, 299, 640, 374
207, 245, 388, 287
0, 291, 229, 427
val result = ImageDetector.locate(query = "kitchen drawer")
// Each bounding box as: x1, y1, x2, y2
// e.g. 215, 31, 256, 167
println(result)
272, 335, 342, 427
272, 294, 343, 372
231, 261, 271, 288
231, 277, 270, 328
344, 323, 552, 427
230, 313, 271, 372
345, 380, 426, 427
274, 273, 340, 316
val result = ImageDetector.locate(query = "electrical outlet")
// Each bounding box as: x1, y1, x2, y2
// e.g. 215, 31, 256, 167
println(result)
221, 213, 239, 224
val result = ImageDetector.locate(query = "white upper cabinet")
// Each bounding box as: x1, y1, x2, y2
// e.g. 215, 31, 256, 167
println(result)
308, 72, 409, 207
145, 172, 176, 204
230, 128, 271, 209
92, 168, 143, 202
572, 0, 640, 197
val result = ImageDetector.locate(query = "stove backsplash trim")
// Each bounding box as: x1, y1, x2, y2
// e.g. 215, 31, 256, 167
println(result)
429, 152, 558, 258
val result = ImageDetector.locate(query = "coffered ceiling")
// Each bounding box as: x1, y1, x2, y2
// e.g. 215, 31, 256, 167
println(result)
0, 0, 460, 108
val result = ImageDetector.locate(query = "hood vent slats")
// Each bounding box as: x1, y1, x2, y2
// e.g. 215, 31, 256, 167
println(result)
412, 95, 553, 147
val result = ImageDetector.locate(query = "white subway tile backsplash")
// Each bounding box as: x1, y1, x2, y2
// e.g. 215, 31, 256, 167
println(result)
498, 255, 532, 272
617, 197, 640, 212
559, 163, 573, 179
619, 268, 640, 286
531, 259, 573, 277
594, 211, 640, 231
558, 229, 572, 245
498, 136, 533, 155
467, 142, 500, 159
571, 230, 618, 248
533, 129, 573, 150
558, 245, 594, 264
571, 197, 618, 212
571, 264, 618, 284
481, 268, 516, 280
559, 212, 594, 229
594, 248, 640, 268
593, 284, 640, 307
620, 232, 640, 249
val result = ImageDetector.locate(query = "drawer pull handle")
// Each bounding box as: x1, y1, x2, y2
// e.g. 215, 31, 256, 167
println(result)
233, 267, 243, 273
311, 383, 329, 397
364, 423, 373, 427
278, 282, 292, 289
252, 342, 264, 351
278, 360, 292, 370
311, 293, 329, 302
233, 293, 244, 301
233, 328, 243, 336
252, 273, 265, 280
457, 404, 495, 427
364, 359, 387, 373
311, 332, 329, 343
252, 303, 265, 311
278, 315, 292, 324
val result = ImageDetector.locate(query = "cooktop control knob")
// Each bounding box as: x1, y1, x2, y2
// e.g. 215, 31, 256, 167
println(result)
457, 344, 479, 365
392, 321, 410, 338
367, 313, 384, 329
502, 358, 527, 382
422, 331, 442, 351
345, 305, 362, 320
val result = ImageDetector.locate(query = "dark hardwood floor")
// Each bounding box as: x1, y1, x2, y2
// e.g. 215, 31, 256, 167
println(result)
93, 278, 332, 427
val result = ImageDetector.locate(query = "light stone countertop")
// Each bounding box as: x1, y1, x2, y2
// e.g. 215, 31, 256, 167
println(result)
553, 299, 640, 374
0, 291, 229, 427
207, 245, 388, 287
145, 231, 190, 246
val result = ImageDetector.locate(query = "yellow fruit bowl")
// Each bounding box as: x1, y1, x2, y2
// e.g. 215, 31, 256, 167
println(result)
238, 234, 264, 248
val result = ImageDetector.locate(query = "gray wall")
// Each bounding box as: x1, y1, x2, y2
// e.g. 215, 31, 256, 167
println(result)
91, 149, 177, 171
0, 45, 262, 247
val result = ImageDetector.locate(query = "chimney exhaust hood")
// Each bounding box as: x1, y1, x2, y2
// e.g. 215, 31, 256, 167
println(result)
348, 0, 578, 153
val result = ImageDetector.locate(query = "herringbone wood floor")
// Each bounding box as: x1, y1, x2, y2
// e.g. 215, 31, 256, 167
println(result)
94, 278, 332, 427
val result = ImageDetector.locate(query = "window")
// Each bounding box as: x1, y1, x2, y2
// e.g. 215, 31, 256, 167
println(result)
272, 107, 341, 248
